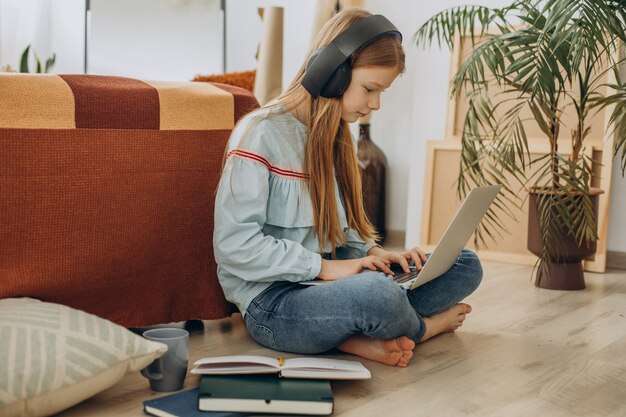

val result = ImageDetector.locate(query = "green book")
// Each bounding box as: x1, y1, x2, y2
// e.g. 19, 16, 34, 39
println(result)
198, 374, 334, 415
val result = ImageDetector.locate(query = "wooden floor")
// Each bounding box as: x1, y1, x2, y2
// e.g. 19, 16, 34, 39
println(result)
58, 261, 626, 417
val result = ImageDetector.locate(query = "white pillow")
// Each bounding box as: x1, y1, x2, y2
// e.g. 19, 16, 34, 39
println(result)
0, 298, 167, 417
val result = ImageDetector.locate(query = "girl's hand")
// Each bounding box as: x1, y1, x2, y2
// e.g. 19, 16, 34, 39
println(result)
368, 246, 428, 274
318, 256, 392, 281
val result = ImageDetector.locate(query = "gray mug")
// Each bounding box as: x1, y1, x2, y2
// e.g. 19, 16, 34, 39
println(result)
140, 328, 189, 392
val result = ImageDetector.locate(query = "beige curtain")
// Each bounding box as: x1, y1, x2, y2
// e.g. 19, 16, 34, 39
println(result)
253, 7, 284, 105
309, 0, 365, 48
309, 0, 336, 48
340, 0, 364, 10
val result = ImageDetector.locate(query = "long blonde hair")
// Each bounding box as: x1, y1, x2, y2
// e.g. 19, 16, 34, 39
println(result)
276, 9, 405, 253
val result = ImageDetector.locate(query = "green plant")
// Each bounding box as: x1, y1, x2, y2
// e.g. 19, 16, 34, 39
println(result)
20, 45, 56, 73
414, 0, 626, 282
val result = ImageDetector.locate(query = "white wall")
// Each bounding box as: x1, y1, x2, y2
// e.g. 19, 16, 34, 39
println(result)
88, 0, 223, 80
2, 0, 625, 252
607, 144, 626, 252
49, 0, 84, 73
0, 0, 53, 71
0, 0, 84, 73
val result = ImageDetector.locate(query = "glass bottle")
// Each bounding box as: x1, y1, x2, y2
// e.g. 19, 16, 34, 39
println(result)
357, 122, 387, 244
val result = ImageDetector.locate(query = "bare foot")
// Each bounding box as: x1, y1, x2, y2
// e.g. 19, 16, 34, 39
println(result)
337, 335, 415, 367
419, 303, 472, 343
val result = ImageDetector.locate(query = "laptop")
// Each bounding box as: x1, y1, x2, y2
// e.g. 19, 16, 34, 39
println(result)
301, 184, 502, 290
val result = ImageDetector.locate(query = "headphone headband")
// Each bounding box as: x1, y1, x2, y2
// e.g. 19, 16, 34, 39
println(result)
302, 14, 402, 99
332, 15, 402, 57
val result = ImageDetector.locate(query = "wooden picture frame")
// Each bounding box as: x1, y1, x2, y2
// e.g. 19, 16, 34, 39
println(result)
419, 141, 610, 273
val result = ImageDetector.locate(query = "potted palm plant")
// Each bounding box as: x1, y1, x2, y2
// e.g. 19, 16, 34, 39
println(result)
414, 0, 626, 289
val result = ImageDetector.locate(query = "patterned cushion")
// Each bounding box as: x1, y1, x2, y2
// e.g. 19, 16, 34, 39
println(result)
193, 69, 256, 93
0, 298, 167, 417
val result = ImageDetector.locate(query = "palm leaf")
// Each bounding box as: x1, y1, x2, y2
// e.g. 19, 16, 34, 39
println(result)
413, 3, 520, 50
44, 53, 56, 73
19, 45, 31, 73
35, 53, 42, 74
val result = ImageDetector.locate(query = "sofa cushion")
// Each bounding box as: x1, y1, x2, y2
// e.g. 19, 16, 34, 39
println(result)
0, 298, 167, 417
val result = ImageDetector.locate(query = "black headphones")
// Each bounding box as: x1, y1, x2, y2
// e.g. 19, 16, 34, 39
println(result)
301, 14, 402, 99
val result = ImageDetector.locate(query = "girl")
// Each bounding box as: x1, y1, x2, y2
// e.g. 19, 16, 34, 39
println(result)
214, 9, 482, 367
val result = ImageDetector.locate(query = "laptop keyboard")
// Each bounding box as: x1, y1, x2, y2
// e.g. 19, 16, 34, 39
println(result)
390, 264, 420, 283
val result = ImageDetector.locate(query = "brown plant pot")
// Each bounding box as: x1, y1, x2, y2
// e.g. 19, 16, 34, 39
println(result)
527, 188, 603, 290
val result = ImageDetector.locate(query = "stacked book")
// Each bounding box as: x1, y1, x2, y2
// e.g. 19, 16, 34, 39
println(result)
143, 355, 372, 416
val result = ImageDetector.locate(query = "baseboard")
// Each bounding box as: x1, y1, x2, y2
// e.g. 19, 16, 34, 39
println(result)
607, 251, 626, 270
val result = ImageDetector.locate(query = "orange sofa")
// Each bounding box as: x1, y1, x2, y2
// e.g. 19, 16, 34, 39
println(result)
0, 73, 258, 327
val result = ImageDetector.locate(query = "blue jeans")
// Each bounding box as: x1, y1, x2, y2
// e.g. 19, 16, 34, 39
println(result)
243, 248, 483, 354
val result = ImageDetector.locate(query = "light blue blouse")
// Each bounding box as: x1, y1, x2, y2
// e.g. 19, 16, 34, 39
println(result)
213, 106, 376, 317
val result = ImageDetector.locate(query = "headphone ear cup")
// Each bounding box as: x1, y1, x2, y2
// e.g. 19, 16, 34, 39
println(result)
305, 48, 352, 99
320, 60, 352, 99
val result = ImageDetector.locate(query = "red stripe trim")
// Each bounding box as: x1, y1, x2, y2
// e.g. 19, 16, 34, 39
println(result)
234, 149, 307, 178
228, 149, 309, 180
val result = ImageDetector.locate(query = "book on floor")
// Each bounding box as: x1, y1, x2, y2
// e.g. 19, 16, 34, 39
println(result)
191, 355, 371, 380
143, 388, 251, 417
198, 374, 333, 415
